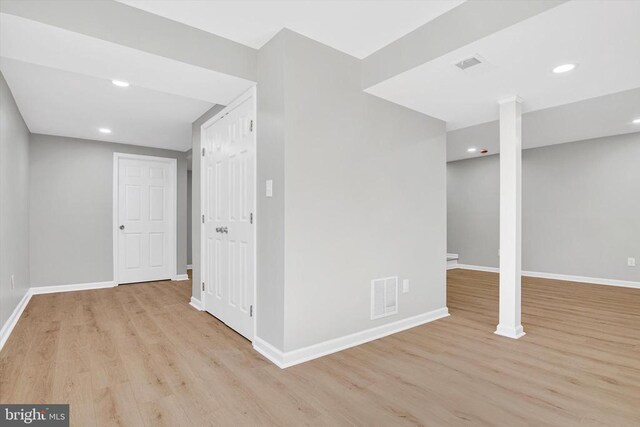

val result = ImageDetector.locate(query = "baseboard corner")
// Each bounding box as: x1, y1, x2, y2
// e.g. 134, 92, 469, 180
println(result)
254, 306, 450, 369
0, 289, 33, 351
189, 297, 204, 311
253, 336, 287, 368
172, 274, 190, 281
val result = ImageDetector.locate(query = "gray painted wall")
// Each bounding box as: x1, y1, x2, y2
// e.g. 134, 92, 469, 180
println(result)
448, 132, 640, 282
187, 170, 192, 266
190, 105, 225, 299
0, 71, 30, 329
254, 30, 447, 352
255, 31, 287, 349
29, 134, 188, 287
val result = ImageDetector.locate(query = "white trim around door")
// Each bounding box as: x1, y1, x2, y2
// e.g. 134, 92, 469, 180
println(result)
113, 153, 178, 285
200, 85, 257, 341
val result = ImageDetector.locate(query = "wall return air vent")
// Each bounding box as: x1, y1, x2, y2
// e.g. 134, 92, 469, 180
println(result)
371, 276, 398, 320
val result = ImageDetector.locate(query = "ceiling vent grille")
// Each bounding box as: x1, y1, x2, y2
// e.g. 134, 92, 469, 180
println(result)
455, 56, 482, 70
371, 276, 398, 320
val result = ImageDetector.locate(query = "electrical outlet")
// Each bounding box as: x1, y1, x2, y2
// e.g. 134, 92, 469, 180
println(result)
402, 279, 409, 293
628, 257, 636, 267
10, 274, 15, 289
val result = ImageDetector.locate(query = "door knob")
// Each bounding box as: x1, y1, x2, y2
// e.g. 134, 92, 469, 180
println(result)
215, 227, 221, 233
221, 226, 228, 233
119, 225, 125, 230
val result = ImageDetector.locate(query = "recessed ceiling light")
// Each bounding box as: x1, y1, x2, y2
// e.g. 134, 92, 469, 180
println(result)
112, 80, 130, 87
632, 118, 640, 124
467, 148, 477, 153
553, 64, 576, 74
99, 128, 112, 134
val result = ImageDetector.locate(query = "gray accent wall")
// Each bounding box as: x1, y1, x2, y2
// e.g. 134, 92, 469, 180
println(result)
29, 134, 188, 287
0, 71, 30, 329
254, 30, 447, 352
448, 132, 640, 282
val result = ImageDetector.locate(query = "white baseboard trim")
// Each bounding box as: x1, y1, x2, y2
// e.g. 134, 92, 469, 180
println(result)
521, 270, 640, 289
0, 289, 32, 352
253, 307, 450, 369
186, 264, 193, 270
31, 280, 117, 295
452, 265, 640, 289
189, 297, 204, 311
455, 264, 499, 273
172, 274, 190, 281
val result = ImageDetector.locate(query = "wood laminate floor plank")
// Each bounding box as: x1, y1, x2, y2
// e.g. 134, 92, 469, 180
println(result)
1, 269, 638, 426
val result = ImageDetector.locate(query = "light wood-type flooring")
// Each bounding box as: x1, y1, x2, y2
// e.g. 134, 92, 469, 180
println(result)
1, 269, 639, 426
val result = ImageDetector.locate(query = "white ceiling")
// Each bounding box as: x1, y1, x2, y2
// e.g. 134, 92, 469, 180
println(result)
0, 12, 256, 150
116, 0, 465, 59
1, 58, 212, 150
447, 88, 640, 162
365, 0, 640, 130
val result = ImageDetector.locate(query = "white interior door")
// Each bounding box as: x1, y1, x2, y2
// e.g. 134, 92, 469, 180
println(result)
202, 90, 255, 340
116, 155, 176, 284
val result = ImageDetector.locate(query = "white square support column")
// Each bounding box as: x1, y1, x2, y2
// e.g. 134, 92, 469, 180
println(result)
495, 96, 525, 339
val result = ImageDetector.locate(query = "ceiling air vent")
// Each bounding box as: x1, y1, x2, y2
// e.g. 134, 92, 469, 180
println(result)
455, 56, 482, 70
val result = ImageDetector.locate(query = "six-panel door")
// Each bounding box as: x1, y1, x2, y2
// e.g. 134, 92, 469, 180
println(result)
203, 95, 255, 340
118, 157, 174, 284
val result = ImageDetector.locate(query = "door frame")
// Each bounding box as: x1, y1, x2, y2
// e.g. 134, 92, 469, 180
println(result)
200, 86, 257, 341
112, 152, 178, 285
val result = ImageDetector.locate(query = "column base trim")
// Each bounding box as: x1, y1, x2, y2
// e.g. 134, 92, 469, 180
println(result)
495, 324, 525, 339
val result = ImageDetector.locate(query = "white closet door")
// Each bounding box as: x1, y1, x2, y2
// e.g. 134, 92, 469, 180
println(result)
202, 92, 255, 340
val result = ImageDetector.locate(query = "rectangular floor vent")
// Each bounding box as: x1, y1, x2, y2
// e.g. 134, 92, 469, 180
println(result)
371, 276, 398, 320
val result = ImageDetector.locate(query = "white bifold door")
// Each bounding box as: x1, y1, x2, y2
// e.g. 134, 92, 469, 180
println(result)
202, 90, 255, 340
116, 154, 176, 284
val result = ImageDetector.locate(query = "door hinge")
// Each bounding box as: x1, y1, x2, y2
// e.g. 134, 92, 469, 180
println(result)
202, 214, 205, 224
250, 305, 253, 317
202, 282, 205, 291
250, 212, 253, 224
202, 147, 206, 156
250, 120, 254, 132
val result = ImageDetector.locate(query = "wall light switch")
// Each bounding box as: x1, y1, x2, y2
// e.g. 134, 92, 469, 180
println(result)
402, 279, 409, 293
628, 257, 636, 267
265, 180, 273, 197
